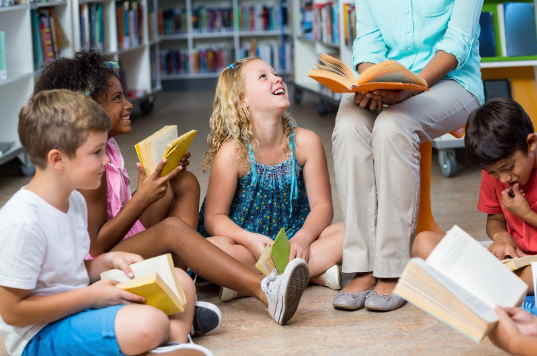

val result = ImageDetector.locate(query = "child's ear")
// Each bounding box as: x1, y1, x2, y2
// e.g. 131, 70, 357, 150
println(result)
528, 133, 537, 153
47, 149, 64, 171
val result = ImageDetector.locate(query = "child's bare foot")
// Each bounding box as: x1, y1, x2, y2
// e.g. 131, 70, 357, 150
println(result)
342, 272, 377, 293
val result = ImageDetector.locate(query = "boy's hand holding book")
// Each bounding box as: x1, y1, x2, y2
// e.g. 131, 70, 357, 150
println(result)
489, 232, 526, 260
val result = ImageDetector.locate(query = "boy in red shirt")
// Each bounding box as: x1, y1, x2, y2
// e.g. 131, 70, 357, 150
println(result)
412, 98, 537, 292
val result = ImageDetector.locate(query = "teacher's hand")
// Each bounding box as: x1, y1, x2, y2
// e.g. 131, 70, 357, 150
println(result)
354, 92, 383, 111
366, 89, 421, 105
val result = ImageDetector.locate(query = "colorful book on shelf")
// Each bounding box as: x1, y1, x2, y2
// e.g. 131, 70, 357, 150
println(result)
308, 54, 429, 94
0, 31, 6, 80
501, 2, 537, 57
502, 255, 537, 271
100, 254, 187, 315
394, 225, 527, 343
39, 13, 55, 64
135, 126, 197, 177
479, 12, 497, 58
255, 228, 290, 276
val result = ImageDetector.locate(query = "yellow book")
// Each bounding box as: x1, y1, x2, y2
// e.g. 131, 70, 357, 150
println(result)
135, 126, 197, 176
394, 226, 527, 343
100, 254, 186, 315
502, 255, 537, 271
308, 53, 429, 94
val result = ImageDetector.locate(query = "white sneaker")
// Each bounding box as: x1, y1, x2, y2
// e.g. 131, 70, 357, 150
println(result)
323, 264, 341, 290
261, 258, 309, 325
150, 336, 214, 355
219, 287, 238, 302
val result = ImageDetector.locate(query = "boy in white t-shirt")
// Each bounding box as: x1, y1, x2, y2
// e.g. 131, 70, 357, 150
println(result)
0, 90, 213, 356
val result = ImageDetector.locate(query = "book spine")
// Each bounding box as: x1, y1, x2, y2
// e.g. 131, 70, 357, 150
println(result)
0, 31, 6, 80
497, 3, 507, 57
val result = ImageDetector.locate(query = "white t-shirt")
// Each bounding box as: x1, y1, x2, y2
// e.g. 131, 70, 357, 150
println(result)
0, 189, 90, 356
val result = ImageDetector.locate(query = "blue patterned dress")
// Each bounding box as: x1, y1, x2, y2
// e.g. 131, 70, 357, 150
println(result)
198, 133, 310, 240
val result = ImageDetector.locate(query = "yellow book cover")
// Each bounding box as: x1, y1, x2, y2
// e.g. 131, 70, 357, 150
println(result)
117, 272, 184, 315
308, 54, 429, 94
100, 254, 186, 315
135, 126, 197, 176
502, 255, 537, 271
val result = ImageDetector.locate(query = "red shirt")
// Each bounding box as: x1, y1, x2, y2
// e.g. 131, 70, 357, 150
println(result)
478, 170, 537, 254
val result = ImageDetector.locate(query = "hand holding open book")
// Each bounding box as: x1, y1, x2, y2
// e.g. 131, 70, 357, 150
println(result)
135, 126, 197, 177
394, 225, 527, 343
256, 228, 291, 276
308, 54, 429, 94
101, 254, 187, 315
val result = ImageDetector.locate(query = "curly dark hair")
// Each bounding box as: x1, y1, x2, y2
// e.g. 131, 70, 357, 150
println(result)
33, 48, 127, 102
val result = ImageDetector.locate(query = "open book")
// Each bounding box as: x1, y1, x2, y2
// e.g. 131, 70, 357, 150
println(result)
394, 225, 527, 343
100, 254, 187, 315
135, 126, 197, 176
502, 255, 537, 271
255, 228, 290, 276
307, 54, 429, 93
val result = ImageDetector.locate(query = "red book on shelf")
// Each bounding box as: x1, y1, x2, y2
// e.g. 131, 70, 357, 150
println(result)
40, 14, 55, 64
117, 4, 124, 49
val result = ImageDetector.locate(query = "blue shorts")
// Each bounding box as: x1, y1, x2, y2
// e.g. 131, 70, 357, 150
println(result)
22, 305, 127, 356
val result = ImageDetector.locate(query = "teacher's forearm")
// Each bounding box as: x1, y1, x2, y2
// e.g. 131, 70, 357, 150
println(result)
418, 50, 458, 86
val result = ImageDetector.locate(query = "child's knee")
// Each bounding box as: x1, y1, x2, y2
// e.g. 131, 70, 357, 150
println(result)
412, 231, 439, 258
117, 305, 169, 348
174, 170, 200, 192
161, 216, 190, 236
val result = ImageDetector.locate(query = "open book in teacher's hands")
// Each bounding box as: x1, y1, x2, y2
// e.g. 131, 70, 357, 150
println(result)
307, 54, 429, 94
393, 225, 527, 343
100, 254, 187, 315
135, 125, 197, 177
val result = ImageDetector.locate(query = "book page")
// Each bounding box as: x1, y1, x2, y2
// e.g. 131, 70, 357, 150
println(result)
101, 254, 180, 299
427, 225, 527, 309
532, 262, 537, 297
149, 127, 178, 172
413, 259, 498, 324
366, 72, 422, 84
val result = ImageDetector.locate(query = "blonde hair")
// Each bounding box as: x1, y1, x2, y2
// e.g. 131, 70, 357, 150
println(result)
19, 89, 111, 168
203, 57, 297, 172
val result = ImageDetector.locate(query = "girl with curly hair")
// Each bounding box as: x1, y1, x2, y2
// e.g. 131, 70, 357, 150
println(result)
199, 57, 344, 301
32, 49, 311, 329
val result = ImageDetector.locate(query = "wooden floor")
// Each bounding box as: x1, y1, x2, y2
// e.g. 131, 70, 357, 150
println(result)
0, 89, 503, 355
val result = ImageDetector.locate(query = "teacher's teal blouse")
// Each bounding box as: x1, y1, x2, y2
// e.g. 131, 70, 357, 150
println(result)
353, 0, 484, 105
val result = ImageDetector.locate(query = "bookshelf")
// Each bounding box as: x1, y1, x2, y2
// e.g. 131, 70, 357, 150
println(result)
0, 0, 160, 174
291, 0, 537, 177
157, 0, 291, 84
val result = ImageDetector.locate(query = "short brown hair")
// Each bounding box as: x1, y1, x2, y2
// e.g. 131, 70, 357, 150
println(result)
465, 98, 534, 169
18, 90, 111, 168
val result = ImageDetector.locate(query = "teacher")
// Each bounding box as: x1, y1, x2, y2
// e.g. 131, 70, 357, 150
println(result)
332, 0, 484, 311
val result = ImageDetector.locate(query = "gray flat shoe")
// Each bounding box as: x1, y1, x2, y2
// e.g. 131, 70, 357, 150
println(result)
364, 291, 405, 311
332, 287, 374, 310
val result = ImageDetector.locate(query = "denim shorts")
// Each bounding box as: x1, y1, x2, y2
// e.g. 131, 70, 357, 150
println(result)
22, 305, 127, 356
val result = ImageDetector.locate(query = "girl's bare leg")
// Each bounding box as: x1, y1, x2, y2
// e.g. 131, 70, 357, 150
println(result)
140, 171, 200, 230
308, 222, 344, 286
207, 236, 259, 273
168, 268, 196, 342
110, 217, 268, 306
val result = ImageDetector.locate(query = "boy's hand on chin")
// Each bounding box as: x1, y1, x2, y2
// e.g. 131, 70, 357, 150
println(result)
502, 184, 531, 219
488, 232, 526, 260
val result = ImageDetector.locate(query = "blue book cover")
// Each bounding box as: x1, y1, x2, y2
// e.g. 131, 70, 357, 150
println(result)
503, 2, 537, 56
479, 12, 496, 57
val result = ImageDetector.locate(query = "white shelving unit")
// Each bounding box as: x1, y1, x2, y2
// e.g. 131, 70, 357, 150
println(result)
157, 0, 291, 82
0, 0, 159, 174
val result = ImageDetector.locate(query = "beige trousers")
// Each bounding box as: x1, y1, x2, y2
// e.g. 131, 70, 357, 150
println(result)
332, 80, 480, 278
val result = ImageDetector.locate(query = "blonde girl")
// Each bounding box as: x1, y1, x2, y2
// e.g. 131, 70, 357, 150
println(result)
199, 57, 344, 300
